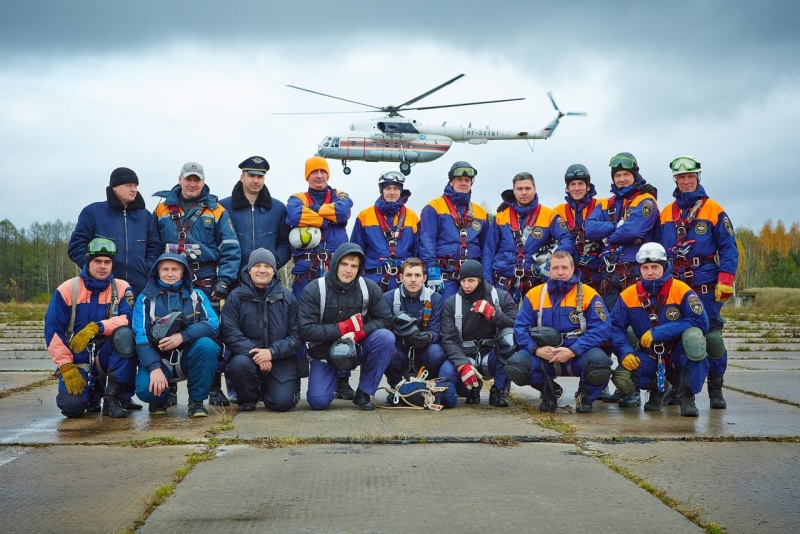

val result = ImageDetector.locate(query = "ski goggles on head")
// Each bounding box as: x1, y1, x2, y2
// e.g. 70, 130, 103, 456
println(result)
87, 237, 117, 256
609, 154, 638, 170
378, 171, 406, 185
450, 166, 477, 178
565, 168, 590, 180
669, 156, 701, 173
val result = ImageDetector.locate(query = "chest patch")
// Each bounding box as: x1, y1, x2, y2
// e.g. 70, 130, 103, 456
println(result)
694, 222, 709, 235
532, 227, 544, 240
569, 309, 582, 324
665, 307, 681, 321
202, 216, 213, 227
471, 220, 482, 231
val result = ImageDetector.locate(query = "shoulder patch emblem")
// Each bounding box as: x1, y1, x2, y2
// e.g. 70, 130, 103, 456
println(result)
532, 227, 544, 240
337, 192, 350, 201
125, 291, 135, 309
688, 294, 704, 315
558, 219, 568, 231
723, 217, 734, 236
569, 309, 582, 324
594, 301, 607, 322
471, 220, 482, 231
694, 221, 709, 235
665, 307, 681, 321
641, 200, 654, 218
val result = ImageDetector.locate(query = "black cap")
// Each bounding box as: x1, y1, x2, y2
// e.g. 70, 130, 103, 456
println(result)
459, 260, 483, 279
109, 167, 139, 187
239, 156, 270, 175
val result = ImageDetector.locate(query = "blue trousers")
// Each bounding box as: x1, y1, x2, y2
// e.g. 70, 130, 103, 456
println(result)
135, 338, 219, 405
514, 347, 611, 403
385, 343, 447, 387
439, 348, 508, 397
56, 341, 137, 418
227, 354, 300, 412
632, 346, 709, 394
306, 329, 393, 410
441, 280, 460, 299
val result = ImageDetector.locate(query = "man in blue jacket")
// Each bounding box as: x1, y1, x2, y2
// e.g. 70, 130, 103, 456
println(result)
221, 249, 304, 412
133, 252, 220, 417
219, 156, 291, 272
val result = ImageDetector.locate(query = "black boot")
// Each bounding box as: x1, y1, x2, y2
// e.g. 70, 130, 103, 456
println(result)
538, 383, 558, 412
679, 383, 699, 417
489, 385, 509, 407
352, 388, 375, 411
208, 372, 230, 406
601, 388, 625, 403
574, 387, 593, 413
465, 379, 483, 404
335, 376, 356, 400
102, 377, 129, 418
618, 390, 641, 407
664, 374, 682, 405
644, 380, 672, 412
167, 383, 178, 407
707, 374, 727, 409
121, 398, 143, 410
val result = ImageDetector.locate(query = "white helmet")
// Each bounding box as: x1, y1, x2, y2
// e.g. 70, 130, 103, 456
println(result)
670, 156, 701, 180
636, 242, 667, 265
289, 226, 322, 249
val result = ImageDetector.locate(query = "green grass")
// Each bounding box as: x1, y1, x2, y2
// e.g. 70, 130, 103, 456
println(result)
0, 302, 48, 323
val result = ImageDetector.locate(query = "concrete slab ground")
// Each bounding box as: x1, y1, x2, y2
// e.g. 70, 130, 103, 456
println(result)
724, 369, 800, 405
138, 443, 701, 533
590, 441, 800, 533
730, 359, 800, 371
0, 371, 53, 393
0, 444, 197, 534
0, 358, 57, 371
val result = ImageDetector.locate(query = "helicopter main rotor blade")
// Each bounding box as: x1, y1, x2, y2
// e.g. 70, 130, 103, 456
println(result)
271, 110, 386, 115
404, 97, 526, 112
286, 85, 382, 110
395, 74, 466, 109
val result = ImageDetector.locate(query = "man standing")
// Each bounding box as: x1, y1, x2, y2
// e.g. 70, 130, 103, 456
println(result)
45, 238, 137, 418
382, 258, 446, 388
68, 167, 161, 296
298, 242, 393, 411
418, 161, 490, 298
351, 171, 419, 292
133, 253, 220, 417
657, 156, 738, 409
152, 162, 241, 407
610, 243, 710, 416
439, 259, 518, 407
221, 249, 304, 412
483, 171, 573, 304
219, 156, 291, 271
506, 251, 612, 413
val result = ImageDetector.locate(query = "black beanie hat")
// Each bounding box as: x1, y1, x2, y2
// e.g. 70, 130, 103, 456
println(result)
459, 260, 484, 279
109, 167, 139, 187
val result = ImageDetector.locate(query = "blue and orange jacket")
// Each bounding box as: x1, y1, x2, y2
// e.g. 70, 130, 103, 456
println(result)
152, 184, 241, 285
418, 185, 489, 272
383, 285, 443, 345
133, 253, 219, 373
351, 195, 420, 273
286, 186, 353, 275
611, 268, 709, 356
656, 186, 738, 287
553, 185, 609, 272
483, 191, 574, 281
45, 269, 134, 368
585, 178, 659, 264
514, 275, 611, 357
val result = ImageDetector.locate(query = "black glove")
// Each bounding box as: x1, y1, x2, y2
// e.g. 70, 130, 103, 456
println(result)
408, 331, 433, 348
212, 280, 229, 301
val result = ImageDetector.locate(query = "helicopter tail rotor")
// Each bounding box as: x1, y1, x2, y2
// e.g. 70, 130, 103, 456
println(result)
547, 91, 587, 119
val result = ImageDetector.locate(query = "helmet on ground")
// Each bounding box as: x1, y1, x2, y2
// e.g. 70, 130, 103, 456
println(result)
564, 164, 591, 185
494, 327, 517, 362
670, 156, 702, 181
328, 338, 359, 371
636, 242, 667, 265
289, 226, 322, 249
448, 161, 477, 181
392, 312, 419, 338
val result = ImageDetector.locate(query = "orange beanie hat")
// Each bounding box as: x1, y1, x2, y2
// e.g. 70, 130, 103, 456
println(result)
305, 156, 330, 180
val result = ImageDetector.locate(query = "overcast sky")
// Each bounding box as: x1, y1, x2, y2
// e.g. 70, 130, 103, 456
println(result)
1, 0, 797, 234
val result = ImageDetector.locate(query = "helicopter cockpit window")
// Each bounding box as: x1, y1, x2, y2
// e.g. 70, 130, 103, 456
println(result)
332, 137, 340, 147
322, 137, 331, 147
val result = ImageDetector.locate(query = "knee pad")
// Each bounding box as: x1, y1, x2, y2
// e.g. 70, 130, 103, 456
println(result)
626, 326, 639, 350
611, 367, 635, 394
584, 360, 612, 386
504, 351, 533, 386
682, 327, 707, 362
111, 326, 137, 359
705, 329, 726, 359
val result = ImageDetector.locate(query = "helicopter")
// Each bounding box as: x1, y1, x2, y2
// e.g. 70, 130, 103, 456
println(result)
282, 74, 586, 176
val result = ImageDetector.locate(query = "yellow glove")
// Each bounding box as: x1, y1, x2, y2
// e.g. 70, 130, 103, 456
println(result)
715, 273, 735, 302
639, 330, 654, 349
620, 354, 640, 371
59, 363, 87, 395
69, 322, 100, 353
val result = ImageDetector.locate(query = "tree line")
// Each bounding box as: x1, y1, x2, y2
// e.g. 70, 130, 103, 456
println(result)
0, 217, 796, 302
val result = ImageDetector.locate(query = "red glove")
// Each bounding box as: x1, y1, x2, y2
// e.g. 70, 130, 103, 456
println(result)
470, 300, 496, 321
337, 313, 364, 336
716, 272, 735, 302
459, 364, 480, 390
353, 330, 366, 343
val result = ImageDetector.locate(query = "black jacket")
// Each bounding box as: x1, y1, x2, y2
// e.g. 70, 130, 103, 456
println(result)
220, 272, 304, 382
298, 242, 391, 358
441, 281, 517, 368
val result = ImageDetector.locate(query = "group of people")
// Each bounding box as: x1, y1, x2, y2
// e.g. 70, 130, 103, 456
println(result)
44, 150, 737, 419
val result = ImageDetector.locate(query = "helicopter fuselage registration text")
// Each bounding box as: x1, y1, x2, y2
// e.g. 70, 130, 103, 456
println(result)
465, 130, 500, 137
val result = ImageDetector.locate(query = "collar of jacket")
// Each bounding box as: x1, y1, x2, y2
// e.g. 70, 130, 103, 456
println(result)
106, 186, 146, 210
230, 181, 273, 211
239, 273, 283, 302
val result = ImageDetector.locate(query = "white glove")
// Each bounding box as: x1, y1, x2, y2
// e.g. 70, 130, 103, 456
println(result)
184, 244, 201, 259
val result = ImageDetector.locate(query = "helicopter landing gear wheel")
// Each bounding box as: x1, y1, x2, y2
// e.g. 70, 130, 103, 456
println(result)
341, 160, 351, 175
399, 161, 411, 176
